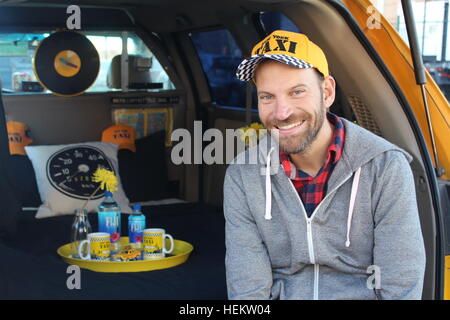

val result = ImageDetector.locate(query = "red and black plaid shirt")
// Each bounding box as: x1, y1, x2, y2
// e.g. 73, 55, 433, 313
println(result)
280, 113, 345, 217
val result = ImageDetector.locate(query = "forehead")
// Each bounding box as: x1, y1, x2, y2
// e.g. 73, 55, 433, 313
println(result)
254, 59, 318, 89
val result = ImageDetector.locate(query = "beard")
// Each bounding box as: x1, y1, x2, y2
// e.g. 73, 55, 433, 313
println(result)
268, 100, 327, 155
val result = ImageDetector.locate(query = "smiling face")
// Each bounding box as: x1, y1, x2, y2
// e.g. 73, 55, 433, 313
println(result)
255, 59, 335, 154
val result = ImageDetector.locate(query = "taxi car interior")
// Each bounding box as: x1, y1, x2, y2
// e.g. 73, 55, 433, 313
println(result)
0, 0, 447, 300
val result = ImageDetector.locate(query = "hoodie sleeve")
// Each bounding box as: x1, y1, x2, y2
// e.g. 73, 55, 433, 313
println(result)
223, 164, 273, 299
372, 151, 426, 300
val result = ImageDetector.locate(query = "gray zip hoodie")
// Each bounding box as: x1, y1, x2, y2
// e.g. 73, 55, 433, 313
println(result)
224, 118, 426, 300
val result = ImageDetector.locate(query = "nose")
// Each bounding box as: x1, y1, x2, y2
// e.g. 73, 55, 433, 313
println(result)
274, 96, 292, 121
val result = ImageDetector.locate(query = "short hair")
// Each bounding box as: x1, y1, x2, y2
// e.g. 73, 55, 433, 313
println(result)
314, 68, 325, 84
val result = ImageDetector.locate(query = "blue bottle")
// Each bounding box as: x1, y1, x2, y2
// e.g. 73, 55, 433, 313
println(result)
128, 204, 146, 251
98, 191, 121, 253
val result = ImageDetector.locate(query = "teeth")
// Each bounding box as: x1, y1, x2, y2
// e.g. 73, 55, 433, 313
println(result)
278, 120, 304, 130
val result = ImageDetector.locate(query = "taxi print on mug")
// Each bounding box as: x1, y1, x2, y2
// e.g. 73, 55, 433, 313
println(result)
143, 228, 174, 259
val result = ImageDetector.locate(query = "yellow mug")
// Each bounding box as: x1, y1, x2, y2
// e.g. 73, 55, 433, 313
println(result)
143, 228, 174, 259
78, 232, 111, 261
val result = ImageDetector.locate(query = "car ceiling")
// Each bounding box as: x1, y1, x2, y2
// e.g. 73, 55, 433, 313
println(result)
0, 0, 300, 32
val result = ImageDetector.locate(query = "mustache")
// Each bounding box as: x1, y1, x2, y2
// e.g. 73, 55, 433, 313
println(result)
269, 114, 310, 128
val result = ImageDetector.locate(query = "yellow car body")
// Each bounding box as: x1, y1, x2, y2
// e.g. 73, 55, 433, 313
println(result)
343, 0, 450, 180
112, 246, 142, 262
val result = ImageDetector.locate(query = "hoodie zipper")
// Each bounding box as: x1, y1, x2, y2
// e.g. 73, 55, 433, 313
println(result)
287, 172, 353, 300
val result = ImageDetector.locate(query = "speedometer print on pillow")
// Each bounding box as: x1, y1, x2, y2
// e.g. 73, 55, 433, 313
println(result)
25, 142, 131, 219
47, 146, 114, 200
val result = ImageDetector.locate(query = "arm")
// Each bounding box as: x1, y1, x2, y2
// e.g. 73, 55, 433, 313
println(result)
223, 165, 273, 299
372, 152, 426, 300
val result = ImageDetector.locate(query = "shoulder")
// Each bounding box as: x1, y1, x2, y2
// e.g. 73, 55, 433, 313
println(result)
340, 118, 413, 171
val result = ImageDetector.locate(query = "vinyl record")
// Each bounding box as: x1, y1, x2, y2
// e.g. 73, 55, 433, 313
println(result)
33, 31, 100, 96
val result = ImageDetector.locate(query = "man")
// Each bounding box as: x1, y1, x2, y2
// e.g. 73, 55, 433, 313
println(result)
223, 30, 426, 300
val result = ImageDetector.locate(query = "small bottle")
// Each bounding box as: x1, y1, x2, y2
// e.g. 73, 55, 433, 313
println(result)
70, 209, 92, 258
98, 191, 121, 254
128, 204, 146, 251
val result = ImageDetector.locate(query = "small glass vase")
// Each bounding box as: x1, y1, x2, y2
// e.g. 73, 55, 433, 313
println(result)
70, 209, 92, 259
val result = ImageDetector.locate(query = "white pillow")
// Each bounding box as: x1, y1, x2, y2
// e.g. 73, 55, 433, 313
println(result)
25, 142, 132, 219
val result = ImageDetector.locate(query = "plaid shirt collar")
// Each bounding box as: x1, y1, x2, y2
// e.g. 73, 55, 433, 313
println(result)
280, 112, 345, 179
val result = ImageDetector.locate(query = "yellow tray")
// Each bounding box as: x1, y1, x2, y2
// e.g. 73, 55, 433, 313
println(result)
57, 237, 194, 273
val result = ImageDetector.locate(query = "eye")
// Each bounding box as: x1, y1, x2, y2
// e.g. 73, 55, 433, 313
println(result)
259, 94, 273, 101
292, 89, 305, 96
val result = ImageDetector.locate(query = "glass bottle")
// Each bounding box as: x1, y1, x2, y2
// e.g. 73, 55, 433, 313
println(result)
70, 209, 92, 259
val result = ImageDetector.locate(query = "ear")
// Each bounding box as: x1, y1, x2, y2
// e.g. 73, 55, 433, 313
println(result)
322, 75, 336, 109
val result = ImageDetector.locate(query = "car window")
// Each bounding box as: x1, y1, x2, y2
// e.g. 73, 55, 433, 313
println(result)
190, 18, 299, 110
259, 11, 301, 34
0, 31, 175, 94
190, 29, 246, 108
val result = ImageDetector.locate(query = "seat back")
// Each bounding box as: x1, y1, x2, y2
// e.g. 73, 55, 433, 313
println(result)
107, 54, 152, 89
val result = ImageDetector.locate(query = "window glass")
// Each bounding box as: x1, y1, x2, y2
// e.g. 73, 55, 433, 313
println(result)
190, 29, 246, 108
259, 11, 301, 34
0, 31, 174, 94
0, 33, 46, 92
372, 0, 450, 100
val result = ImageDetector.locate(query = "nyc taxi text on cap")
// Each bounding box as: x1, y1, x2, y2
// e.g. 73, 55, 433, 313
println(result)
7, 121, 33, 155
101, 124, 137, 152
236, 30, 329, 82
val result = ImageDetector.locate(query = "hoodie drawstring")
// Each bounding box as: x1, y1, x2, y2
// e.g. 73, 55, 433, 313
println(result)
263, 147, 362, 247
265, 147, 275, 220
345, 167, 362, 248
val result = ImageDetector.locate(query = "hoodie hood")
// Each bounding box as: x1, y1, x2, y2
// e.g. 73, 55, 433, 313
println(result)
254, 117, 413, 171
250, 117, 413, 231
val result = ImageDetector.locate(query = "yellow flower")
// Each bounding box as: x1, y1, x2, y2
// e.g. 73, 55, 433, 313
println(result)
238, 122, 267, 147
238, 127, 251, 143
249, 122, 264, 130
92, 168, 118, 192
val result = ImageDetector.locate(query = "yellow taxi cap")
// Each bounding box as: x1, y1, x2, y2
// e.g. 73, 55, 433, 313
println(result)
236, 30, 329, 81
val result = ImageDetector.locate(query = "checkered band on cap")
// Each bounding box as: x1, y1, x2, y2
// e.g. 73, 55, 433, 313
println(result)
236, 54, 314, 81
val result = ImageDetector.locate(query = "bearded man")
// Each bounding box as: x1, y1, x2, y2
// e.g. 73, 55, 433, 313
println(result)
223, 30, 426, 300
